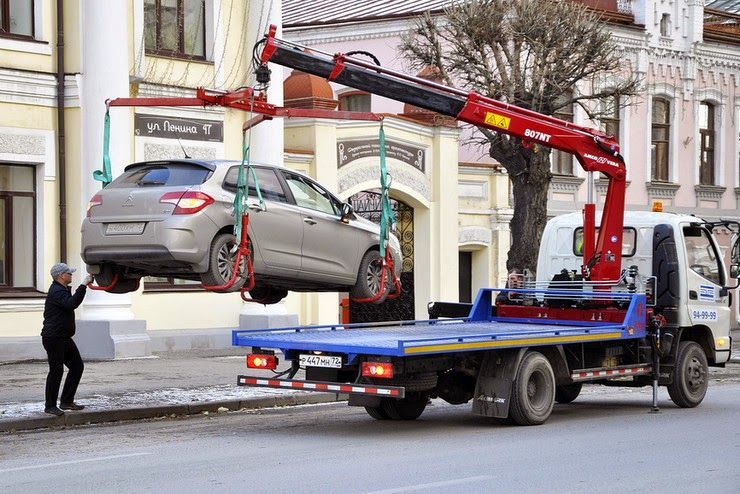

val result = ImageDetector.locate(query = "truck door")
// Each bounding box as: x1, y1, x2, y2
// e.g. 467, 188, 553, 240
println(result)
681, 226, 731, 342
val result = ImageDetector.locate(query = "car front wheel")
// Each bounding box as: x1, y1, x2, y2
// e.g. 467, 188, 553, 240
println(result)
200, 233, 247, 292
350, 250, 389, 304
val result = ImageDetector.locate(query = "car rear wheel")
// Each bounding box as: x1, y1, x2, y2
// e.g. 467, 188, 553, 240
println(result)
200, 233, 247, 292
350, 250, 389, 304
93, 265, 141, 294
248, 284, 288, 304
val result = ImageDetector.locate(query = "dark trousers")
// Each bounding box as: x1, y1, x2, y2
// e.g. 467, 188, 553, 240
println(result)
42, 337, 84, 407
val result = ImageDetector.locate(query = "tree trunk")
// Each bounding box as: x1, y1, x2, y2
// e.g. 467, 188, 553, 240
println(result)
506, 149, 551, 274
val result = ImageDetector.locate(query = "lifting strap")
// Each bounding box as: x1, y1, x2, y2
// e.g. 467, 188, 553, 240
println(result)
93, 105, 113, 188
352, 121, 401, 303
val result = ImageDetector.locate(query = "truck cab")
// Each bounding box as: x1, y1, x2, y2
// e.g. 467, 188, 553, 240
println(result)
537, 211, 736, 366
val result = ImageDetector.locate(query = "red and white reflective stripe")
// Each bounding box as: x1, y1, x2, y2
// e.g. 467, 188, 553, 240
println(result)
238, 376, 403, 397
571, 366, 651, 381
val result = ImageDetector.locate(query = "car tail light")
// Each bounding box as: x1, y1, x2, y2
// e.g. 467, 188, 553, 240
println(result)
86, 193, 102, 217
159, 191, 214, 215
247, 354, 277, 370
361, 362, 393, 379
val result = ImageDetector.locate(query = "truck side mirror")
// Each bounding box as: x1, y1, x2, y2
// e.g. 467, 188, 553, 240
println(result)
340, 202, 354, 222
731, 264, 740, 279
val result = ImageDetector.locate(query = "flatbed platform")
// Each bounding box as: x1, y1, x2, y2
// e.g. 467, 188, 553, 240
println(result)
232, 290, 647, 359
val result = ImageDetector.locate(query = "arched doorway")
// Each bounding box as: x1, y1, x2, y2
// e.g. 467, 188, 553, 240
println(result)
348, 191, 415, 322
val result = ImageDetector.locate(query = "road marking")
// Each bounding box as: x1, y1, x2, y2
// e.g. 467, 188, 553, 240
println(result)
366, 475, 494, 494
0, 452, 152, 473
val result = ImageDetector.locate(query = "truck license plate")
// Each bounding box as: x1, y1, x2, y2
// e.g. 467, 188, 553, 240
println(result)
299, 354, 342, 369
106, 222, 145, 235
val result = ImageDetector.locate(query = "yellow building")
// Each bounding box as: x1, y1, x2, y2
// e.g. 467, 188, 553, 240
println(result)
0, 0, 475, 361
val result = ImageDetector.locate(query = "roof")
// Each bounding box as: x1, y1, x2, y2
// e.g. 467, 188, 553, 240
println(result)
707, 0, 740, 15
283, 0, 457, 27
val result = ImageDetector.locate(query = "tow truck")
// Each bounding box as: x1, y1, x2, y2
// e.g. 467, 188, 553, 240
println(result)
232, 27, 739, 425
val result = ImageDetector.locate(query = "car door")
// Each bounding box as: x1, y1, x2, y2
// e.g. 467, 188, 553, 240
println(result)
222, 166, 303, 277
681, 225, 731, 334
280, 171, 359, 283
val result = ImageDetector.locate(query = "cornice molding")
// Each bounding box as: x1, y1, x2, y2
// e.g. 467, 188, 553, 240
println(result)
694, 184, 727, 200
646, 181, 681, 198
0, 69, 79, 107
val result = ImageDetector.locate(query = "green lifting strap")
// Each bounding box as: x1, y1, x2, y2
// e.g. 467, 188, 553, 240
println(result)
233, 130, 263, 241
93, 107, 113, 187
378, 122, 396, 258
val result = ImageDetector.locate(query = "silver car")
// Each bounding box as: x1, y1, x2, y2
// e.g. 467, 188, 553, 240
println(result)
81, 159, 402, 304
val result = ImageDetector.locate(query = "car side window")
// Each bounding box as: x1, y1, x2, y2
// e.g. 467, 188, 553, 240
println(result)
283, 173, 338, 215
223, 167, 287, 203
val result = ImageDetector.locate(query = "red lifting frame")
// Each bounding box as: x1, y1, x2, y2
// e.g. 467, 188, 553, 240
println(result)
259, 26, 627, 283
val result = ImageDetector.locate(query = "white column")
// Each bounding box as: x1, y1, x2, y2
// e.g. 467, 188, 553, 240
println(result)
79, 0, 134, 320
239, 0, 289, 325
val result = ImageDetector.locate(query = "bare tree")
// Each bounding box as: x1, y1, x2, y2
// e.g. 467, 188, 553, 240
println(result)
401, 0, 641, 274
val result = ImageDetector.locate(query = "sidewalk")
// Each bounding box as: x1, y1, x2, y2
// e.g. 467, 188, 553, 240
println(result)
2, 329, 739, 433
0, 347, 338, 433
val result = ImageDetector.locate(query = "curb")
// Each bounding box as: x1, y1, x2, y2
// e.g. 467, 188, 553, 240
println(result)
0, 393, 345, 433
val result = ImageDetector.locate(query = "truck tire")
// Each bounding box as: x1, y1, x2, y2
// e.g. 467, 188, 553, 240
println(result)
380, 394, 427, 420
667, 341, 708, 408
364, 406, 389, 420
555, 382, 582, 404
509, 351, 555, 426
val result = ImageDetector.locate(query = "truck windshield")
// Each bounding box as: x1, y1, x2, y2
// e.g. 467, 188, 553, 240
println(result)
683, 227, 724, 286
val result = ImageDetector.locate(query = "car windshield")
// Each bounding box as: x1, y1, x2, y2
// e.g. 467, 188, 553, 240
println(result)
108, 164, 212, 188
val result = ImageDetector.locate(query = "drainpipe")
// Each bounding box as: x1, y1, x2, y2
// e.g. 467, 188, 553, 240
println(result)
56, 0, 67, 262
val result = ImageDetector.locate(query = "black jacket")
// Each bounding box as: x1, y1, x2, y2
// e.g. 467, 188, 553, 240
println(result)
41, 281, 87, 338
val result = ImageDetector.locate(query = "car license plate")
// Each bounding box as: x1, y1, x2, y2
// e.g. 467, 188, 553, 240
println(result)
106, 222, 146, 235
299, 354, 342, 369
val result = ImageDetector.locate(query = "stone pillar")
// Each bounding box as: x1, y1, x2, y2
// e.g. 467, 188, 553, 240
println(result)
238, 1, 298, 329
75, 0, 150, 358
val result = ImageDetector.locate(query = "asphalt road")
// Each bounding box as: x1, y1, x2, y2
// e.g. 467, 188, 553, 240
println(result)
1, 382, 739, 494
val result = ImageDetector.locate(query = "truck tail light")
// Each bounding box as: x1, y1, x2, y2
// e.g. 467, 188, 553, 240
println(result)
247, 354, 277, 370
86, 193, 102, 217
159, 191, 214, 214
362, 362, 393, 379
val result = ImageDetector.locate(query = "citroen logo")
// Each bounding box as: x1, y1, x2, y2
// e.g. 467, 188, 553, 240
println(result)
122, 193, 135, 207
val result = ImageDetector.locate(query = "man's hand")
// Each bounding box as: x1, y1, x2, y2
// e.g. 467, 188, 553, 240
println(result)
82, 274, 94, 285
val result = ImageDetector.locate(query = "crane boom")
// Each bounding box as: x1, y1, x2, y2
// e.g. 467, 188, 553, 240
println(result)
258, 26, 627, 282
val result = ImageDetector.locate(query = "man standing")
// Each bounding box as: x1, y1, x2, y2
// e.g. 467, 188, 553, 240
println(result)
41, 262, 92, 416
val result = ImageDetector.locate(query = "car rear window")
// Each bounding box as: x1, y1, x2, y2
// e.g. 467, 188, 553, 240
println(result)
108, 164, 212, 188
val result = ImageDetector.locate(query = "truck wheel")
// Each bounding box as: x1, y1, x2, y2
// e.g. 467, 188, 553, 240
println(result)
364, 406, 389, 420
509, 352, 555, 426
380, 394, 427, 420
555, 382, 582, 404
350, 250, 389, 304
200, 233, 247, 292
667, 341, 708, 408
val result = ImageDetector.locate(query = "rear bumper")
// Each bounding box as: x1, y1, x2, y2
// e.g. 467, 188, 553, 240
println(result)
237, 375, 406, 398
81, 214, 218, 272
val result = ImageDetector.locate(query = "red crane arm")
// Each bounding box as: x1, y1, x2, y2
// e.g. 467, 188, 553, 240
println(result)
258, 25, 626, 282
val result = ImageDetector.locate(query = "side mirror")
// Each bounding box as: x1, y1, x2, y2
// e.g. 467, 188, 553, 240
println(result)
731, 264, 740, 279
340, 202, 354, 222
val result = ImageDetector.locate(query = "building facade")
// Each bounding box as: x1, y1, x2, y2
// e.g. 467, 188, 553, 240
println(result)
282, 0, 740, 320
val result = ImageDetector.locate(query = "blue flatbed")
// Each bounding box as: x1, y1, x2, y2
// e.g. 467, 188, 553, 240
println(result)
232, 289, 647, 360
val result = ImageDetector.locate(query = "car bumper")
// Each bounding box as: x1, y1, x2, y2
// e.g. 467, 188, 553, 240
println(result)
81, 214, 218, 273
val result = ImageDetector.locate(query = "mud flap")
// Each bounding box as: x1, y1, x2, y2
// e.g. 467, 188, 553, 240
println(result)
472, 348, 527, 418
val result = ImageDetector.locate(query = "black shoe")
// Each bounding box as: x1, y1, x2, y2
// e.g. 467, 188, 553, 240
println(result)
59, 402, 85, 411
44, 406, 65, 416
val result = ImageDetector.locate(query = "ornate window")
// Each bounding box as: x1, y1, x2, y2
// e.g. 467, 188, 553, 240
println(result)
651, 98, 670, 182
660, 14, 671, 37
601, 95, 620, 143
699, 102, 715, 186
0, 164, 36, 291
0, 0, 34, 39
552, 93, 574, 175
144, 0, 205, 59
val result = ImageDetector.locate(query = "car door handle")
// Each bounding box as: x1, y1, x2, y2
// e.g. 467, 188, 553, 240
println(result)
248, 203, 265, 212
303, 217, 317, 225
